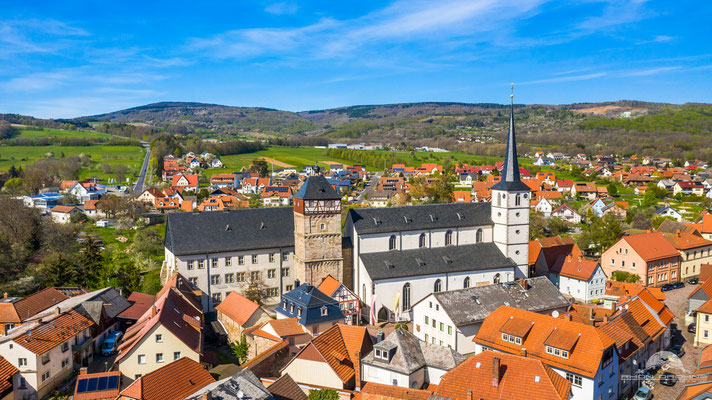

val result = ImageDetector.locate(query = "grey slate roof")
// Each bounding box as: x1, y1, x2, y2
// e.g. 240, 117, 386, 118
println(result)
185, 368, 273, 400
360, 243, 515, 281
492, 103, 530, 192
164, 208, 294, 256
361, 329, 465, 375
275, 284, 344, 326
423, 276, 570, 327
346, 202, 492, 235
294, 175, 340, 200
267, 374, 307, 400
37, 287, 130, 323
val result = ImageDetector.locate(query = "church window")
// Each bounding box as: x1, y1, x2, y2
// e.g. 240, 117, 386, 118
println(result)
434, 279, 442, 293
464, 277, 470, 288
419, 233, 426, 248
445, 230, 453, 246
389, 235, 397, 250
402, 283, 411, 311
475, 229, 483, 243
515, 194, 521, 206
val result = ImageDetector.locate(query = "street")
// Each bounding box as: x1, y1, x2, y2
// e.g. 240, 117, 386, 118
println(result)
355, 171, 382, 203
132, 142, 151, 195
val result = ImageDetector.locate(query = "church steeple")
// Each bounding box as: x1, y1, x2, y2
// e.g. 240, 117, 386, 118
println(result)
492, 86, 530, 192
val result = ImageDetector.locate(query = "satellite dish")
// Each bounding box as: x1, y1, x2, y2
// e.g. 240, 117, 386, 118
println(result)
551, 310, 560, 318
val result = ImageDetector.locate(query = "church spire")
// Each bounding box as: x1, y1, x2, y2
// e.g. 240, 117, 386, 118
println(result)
492, 84, 529, 192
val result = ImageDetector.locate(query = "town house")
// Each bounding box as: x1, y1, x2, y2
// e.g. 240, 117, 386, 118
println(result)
600, 231, 681, 286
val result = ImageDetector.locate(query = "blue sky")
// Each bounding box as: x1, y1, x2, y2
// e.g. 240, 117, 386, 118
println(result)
1, 0, 711, 118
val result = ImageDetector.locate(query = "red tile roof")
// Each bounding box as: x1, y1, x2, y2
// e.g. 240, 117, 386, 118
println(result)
15, 310, 94, 354
117, 292, 155, 320
550, 255, 600, 281
264, 318, 307, 337
361, 382, 431, 400
119, 357, 215, 400
434, 351, 571, 400
50, 205, 77, 213
73, 370, 121, 400
216, 291, 261, 327
171, 173, 198, 188
317, 275, 343, 297
0, 357, 18, 396
606, 280, 666, 301
0, 288, 69, 323
663, 232, 712, 250
528, 236, 580, 267
621, 232, 680, 262
474, 306, 614, 378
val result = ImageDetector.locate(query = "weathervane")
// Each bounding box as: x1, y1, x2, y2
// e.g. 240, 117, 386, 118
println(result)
510, 82, 514, 104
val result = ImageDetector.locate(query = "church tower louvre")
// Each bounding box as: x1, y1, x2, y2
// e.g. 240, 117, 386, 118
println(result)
491, 91, 530, 278
293, 175, 344, 286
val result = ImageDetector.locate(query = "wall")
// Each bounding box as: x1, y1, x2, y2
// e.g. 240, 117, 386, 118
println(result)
491, 190, 530, 278
411, 296, 457, 350
361, 364, 424, 388
696, 311, 712, 347
680, 245, 712, 280
601, 240, 680, 286
118, 324, 199, 380
282, 358, 345, 389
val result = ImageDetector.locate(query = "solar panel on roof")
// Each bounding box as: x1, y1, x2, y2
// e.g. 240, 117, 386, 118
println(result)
97, 376, 108, 390
108, 375, 119, 389
87, 377, 98, 392
77, 379, 88, 393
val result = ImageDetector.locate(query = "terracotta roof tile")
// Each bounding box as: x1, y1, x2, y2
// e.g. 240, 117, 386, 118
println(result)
267, 374, 308, 400
0, 287, 68, 324
119, 357, 215, 400
0, 357, 18, 395
15, 310, 94, 354
663, 232, 712, 250
215, 291, 261, 327
360, 382, 431, 400
621, 232, 680, 262
434, 351, 571, 400
51, 205, 77, 213
317, 275, 342, 297
266, 318, 307, 337
117, 292, 155, 320
551, 255, 600, 281
607, 280, 666, 301
700, 264, 712, 283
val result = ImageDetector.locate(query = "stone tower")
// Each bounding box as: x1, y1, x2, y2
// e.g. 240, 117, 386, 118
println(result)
491, 97, 530, 279
293, 175, 344, 286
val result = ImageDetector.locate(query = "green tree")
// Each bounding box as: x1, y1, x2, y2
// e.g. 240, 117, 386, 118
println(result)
230, 335, 250, 365
606, 183, 618, 196
43, 254, 78, 288
76, 240, 106, 289
611, 271, 641, 283
116, 261, 142, 295
308, 389, 339, 400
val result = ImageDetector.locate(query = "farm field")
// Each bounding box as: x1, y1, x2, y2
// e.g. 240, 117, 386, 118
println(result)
0, 145, 145, 182
12, 127, 111, 140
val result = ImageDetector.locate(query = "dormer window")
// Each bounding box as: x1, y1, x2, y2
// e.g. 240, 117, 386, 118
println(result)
374, 348, 389, 361
290, 303, 295, 314
321, 306, 328, 316
546, 345, 569, 359
283, 300, 287, 310
501, 333, 522, 345
297, 307, 302, 317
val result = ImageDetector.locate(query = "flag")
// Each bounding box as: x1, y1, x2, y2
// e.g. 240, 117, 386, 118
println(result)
370, 294, 377, 325
394, 292, 400, 320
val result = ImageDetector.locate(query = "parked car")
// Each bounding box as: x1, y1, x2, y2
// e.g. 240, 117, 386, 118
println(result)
661, 372, 678, 386
689, 323, 697, 333
634, 386, 652, 400
688, 277, 699, 285
101, 330, 123, 356
661, 283, 675, 291
671, 344, 685, 358
673, 281, 685, 289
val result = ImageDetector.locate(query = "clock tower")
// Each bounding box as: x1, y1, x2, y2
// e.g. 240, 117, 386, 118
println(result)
293, 175, 344, 286
491, 90, 530, 279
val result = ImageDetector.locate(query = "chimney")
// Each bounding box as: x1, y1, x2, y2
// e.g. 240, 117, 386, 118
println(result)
519, 279, 528, 290
564, 314, 572, 321
492, 357, 501, 387
377, 331, 385, 343
589, 307, 595, 320
2, 292, 7, 299
202, 392, 212, 400
151, 305, 157, 317
467, 390, 473, 400
294, 279, 301, 288
578, 255, 583, 261
54, 306, 61, 315
676, 229, 681, 237
609, 302, 616, 311
646, 229, 652, 233
604, 315, 610, 323
79, 367, 88, 375
567, 254, 573, 262
521, 348, 527, 357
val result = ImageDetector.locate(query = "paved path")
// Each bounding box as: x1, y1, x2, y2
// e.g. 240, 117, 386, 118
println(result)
132, 142, 150, 195
356, 172, 382, 203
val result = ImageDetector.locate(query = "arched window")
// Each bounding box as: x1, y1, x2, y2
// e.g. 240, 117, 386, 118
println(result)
445, 230, 453, 246
434, 279, 442, 293
402, 283, 411, 311
389, 235, 397, 250
515, 194, 521, 206
464, 277, 470, 288
419, 233, 426, 248
493, 273, 501, 284
475, 228, 483, 243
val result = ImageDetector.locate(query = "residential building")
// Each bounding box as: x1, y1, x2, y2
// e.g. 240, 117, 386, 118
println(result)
171, 173, 199, 192
117, 292, 155, 327
261, 186, 292, 207
534, 197, 553, 216
474, 306, 619, 400
73, 370, 121, 400
118, 357, 215, 400
359, 382, 431, 400
548, 255, 607, 302
0, 357, 18, 400
410, 277, 570, 354
0, 288, 69, 335
265, 374, 308, 400
600, 231, 681, 286
674, 181, 705, 196
432, 350, 572, 400
317, 275, 360, 325
184, 368, 272, 400
571, 182, 597, 200
280, 324, 372, 390
662, 231, 712, 280
0, 310, 94, 399
653, 205, 683, 222
244, 317, 310, 359
690, 279, 712, 314
697, 299, 712, 347
215, 291, 271, 343
115, 274, 204, 380
529, 236, 580, 279
209, 173, 238, 189
49, 205, 79, 223
552, 204, 582, 224
361, 328, 465, 388
275, 283, 344, 336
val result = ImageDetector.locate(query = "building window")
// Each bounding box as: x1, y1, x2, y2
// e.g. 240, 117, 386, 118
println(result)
211, 258, 218, 268
238, 256, 244, 265
566, 373, 582, 388
445, 230, 453, 245
155, 334, 163, 343
138, 355, 146, 364
434, 279, 442, 293
321, 306, 328, 316
515, 194, 521, 206
225, 257, 232, 267
448, 326, 452, 335
402, 283, 411, 311
282, 268, 290, 277
197, 259, 205, 269
425, 316, 429, 325
41, 353, 50, 365
211, 275, 221, 285
156, 353, 164, 363
706, 315, 710, 323
187, 260, 194, 270
439, 322, 444, 332
297, 307, 303, 317
252, 255, 258, 264
286, 285, 293, 291
425, 334, 429, 342
174, 352, 181, 360
282, 253, 289, 261
493, 273, 501, 284
212, 293, 222, 302
250, 271, 260, 281
61, 342, 69, 352
41, 371, 50, 383
268, 269, 276, 279
290, 303, 295, 313
225, 273, 234, 283
464, 277, 470, 288
18, 358, 27, 367
266, 288, 278, 297
236, 272, 245, 282
18, 377, 26, 389
188, 277, 198, 286
419, 233, 426, 248
269, 253, 275, 262
476, 229, 483, 243
389, 235, 397, 250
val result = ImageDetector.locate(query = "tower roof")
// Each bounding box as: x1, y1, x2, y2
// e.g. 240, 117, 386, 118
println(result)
295, 175, 340, 200
492, 101, 530, 192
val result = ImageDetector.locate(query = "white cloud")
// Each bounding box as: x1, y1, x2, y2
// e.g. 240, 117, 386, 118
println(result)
621, 66, 681, 76
265, 2, 298, 15
518, 72, 606, 85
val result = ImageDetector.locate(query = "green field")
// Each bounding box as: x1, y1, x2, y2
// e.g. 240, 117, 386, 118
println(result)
13, 127, 110, 140
0, 145, 145, 182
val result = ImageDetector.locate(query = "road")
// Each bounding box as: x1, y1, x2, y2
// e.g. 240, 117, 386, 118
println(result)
132, 142, 151, 195
356, 172, 382, 203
